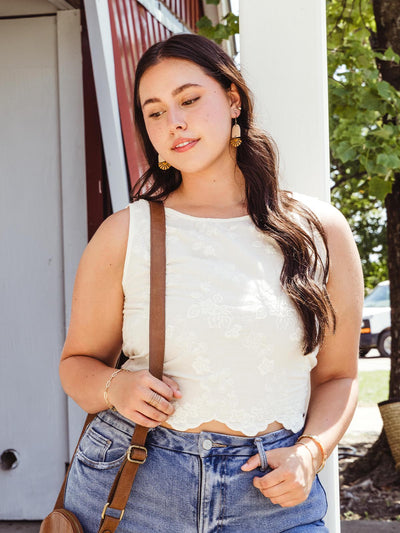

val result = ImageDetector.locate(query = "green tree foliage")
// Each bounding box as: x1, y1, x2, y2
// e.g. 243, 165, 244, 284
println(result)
334, 178, 388, 289
196, 0, 238, 44
327, 0, 400, 289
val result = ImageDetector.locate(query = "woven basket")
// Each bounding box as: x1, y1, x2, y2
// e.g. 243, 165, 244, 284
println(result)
378, 399, 400, 470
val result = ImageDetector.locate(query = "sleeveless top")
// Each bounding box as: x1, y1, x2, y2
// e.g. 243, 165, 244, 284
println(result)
121, 194, 327, 435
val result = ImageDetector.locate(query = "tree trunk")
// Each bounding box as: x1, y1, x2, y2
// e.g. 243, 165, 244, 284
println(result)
344, 0, 400, 482
372, 0, 400, 91
342, 431, 400, 487
371, 0, 400, 400
386, 174, 400, 398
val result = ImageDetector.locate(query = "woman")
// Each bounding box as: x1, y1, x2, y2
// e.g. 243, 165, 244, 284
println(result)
61, 34, 363, 532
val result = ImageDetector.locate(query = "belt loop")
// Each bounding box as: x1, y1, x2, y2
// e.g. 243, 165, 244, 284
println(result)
254, 437, 268, 472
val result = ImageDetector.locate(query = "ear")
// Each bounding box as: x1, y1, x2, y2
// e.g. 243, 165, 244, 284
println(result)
228, 83, 241, 118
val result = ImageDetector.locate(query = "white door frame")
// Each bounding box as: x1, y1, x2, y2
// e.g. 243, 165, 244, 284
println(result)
56, 9, 89, 456
83, 0, 130, 213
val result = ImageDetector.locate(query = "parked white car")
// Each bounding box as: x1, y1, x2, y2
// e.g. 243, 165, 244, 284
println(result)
359, 280, 391, 357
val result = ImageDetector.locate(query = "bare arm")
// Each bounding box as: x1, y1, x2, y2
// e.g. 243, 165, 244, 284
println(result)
302, 201, 363, 453
243, 201, 363, 506
59, 207, 181, 426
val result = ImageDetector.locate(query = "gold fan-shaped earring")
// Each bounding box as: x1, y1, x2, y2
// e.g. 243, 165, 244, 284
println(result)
230, 116, 242, 147
158, 153, 171, 170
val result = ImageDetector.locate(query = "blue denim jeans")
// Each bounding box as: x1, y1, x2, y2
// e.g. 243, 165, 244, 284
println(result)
64, 410, 328, 532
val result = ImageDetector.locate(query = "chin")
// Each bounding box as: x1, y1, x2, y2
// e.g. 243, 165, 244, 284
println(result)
174, 156, 226, 175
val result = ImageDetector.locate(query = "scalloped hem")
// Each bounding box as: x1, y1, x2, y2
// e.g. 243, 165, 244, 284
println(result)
165, 416, 304, 436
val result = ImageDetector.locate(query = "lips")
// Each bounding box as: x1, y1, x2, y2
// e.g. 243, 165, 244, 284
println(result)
172, 138, 199, 152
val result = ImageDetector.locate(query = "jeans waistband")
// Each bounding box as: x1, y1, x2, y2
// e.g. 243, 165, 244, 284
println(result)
97, 410, 302, 457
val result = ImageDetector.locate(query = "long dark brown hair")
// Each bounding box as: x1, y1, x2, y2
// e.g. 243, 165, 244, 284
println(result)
131, 33, 335, 355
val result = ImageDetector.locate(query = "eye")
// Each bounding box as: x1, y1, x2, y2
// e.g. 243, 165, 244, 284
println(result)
182, 96, 200, 106
148, 110, 164, 119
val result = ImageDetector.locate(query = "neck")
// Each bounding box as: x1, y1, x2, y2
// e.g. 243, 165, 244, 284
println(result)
170, 159, 246, 214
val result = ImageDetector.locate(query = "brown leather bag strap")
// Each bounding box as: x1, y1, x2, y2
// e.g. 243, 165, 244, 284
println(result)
98, 201, 166, 533
54, 413, 97, 510
149, 201, 166, 380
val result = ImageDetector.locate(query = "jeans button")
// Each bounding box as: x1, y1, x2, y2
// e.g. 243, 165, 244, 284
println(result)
202, 439, 212, 450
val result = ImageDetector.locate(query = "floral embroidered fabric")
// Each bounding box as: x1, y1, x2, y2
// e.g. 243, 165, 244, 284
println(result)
121, 196, 327, 435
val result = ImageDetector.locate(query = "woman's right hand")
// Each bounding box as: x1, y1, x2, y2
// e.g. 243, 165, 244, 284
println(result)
107, 369, 182, 427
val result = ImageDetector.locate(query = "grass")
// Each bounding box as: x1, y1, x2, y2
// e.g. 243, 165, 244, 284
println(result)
358, 370, 390, 406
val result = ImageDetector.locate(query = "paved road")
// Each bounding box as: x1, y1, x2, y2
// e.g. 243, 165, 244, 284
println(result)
0, 525, 39, 532
358, 350, 390, 372
341, 522, 399, 532
341, 352, 390, 444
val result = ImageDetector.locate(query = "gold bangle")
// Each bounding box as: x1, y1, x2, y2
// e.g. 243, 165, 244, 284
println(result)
296, 441, 314, 462
104, 369, 123, 411
297, 434, 327, 473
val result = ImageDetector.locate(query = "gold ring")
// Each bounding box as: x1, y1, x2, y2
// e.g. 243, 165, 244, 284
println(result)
148, 391, 163, 407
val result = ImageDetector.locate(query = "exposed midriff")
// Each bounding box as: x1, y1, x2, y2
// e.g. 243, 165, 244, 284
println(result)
160, 419, 284, 437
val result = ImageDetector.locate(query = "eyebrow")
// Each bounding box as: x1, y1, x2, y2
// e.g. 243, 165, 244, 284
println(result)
141, 83, 202, 108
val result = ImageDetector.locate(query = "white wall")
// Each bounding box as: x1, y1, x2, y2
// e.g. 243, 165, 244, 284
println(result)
240, 0, 330, 201
0, 6, 87, 518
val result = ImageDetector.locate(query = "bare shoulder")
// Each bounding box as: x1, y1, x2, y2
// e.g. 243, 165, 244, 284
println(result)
83, 206, 130, 270
291, 191, 352, 246
88, 206, 130, 249
70, 206, 131, 297
291, 191, 363, 299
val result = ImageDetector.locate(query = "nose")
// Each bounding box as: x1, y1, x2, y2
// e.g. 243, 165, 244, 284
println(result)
167, 108, 187, 132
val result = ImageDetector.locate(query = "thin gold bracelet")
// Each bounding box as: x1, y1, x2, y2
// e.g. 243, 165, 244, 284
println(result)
103, 369, 124, 411
296, 441, 314, 462
297, 434, 327, 473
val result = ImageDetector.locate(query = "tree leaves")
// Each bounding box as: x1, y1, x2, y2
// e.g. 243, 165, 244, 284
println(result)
196, 16, 237, 43
368, 177, 393, 200
335, 142, 357, 163
376, 153, 400, 169
326, 0, 400, 286
328, 1, 399, 200
196, 4, 238, 43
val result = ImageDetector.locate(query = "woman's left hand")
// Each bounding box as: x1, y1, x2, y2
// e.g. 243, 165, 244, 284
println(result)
241, 444, 317, 507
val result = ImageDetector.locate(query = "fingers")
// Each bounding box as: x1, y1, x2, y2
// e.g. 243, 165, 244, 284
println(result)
252, 464, 310, 507
254, 478, 308, 507
241, 453, 261, 472
145, 389, 174, 416
253, 468, 284, 491
128, 410, 163, 428
140, 401, 170, 423
147, 391, 165, 407
162, 375, 182, 398
110, 370, 182, 427
243, 446, 314, 508
140, 373, 181, 423
145, 373, 175, 401
146, 373, 182, 402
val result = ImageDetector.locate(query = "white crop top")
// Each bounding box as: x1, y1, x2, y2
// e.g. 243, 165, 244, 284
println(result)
121, 194, 327, 435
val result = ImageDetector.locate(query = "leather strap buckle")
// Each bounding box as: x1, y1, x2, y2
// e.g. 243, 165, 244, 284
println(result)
126, 444, 148, 464
101, 502, 125, 521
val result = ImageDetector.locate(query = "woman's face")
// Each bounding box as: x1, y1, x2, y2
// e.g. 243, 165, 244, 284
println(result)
138, 58, 240, 175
